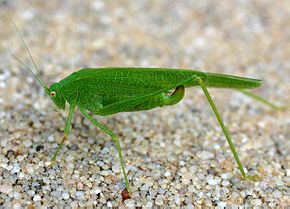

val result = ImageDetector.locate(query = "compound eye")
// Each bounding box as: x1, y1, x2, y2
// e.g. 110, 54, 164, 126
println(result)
50, 91, 56, 97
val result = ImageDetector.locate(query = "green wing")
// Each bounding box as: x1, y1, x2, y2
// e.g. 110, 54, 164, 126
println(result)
59, 67, 261, 114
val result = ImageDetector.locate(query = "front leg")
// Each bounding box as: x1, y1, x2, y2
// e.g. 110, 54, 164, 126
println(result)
50, 104, 76, 167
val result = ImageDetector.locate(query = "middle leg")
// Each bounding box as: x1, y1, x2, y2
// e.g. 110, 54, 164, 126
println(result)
79, 108, 132, 195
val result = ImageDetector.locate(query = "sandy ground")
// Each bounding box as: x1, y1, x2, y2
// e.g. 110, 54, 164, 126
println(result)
0, 0, 289, 208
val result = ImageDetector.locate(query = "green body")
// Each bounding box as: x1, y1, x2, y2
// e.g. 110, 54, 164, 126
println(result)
50, 67, 262, 115
47, 67, 266, 192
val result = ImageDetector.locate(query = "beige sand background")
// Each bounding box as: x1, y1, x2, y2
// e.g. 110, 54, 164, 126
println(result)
0, 0, 289, 208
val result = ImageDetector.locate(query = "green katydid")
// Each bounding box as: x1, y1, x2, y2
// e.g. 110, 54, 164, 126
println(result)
4, 6, 285, 195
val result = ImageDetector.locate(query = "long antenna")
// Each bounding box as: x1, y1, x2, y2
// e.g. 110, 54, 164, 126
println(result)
12, 55, 49, 93
1, 3, 49, 92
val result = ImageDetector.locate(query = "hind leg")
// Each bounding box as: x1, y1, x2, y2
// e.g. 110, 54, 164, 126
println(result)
196, 76, 260, 181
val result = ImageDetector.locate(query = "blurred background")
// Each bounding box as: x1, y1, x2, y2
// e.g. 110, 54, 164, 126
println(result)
1, 1, 290, 96
0, 0, 289, 208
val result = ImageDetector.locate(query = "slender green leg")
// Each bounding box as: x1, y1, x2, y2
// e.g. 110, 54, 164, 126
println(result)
196, 77, 258, 180
79, 108, 131, 195
50, 104, 75, 167
236, 89, 287, 110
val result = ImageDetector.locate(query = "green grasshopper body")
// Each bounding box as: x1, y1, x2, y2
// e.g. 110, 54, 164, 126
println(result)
3, 5, 283, 196
46, 67, 264, 194
52, 67, 261, 115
